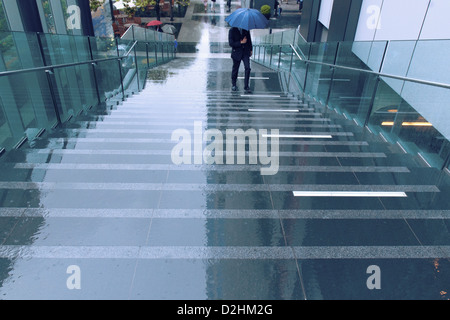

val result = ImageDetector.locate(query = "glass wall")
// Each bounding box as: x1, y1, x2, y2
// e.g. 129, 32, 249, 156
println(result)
0, 25, 176, 152
252, 29, 450, 170
0, 0, 9, 32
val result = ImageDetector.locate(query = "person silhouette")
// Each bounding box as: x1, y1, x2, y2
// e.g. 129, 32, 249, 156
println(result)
228, 27, 253, 94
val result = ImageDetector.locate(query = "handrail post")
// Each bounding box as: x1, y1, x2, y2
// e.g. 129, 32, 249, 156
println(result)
88, 37, 102, 105
146, 43, 150, 67
442, 145, 450, 170
117, 59, 125, 100
269, 45, 273, 66
115, 38, 125, 100
36, 32, 48, 66
277, 45, 282, 69
263, 45, 266, 64
325, 42, 340, 108
325, 66, 335, 107
292, 27, 297, 47
38, 32, 63, 124
364, 75, 381, 127
45, 69, 62, 124
303, 61, 309, 94
286, 46, 294, 94
133, 43, 140, 91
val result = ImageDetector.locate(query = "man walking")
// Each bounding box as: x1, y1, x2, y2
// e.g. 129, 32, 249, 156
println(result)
228, 27, 253, 94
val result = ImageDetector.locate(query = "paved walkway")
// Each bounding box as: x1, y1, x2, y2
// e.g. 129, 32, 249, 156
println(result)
156, 0, 302, 44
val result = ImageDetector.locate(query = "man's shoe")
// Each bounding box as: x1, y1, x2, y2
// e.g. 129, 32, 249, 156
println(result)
244, 88, 252, 94
232, 86, 238, 92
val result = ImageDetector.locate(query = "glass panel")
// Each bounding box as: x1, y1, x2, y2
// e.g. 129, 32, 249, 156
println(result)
380, 40, 416, 92
0, 96, 13, 149
328, 68, 378, 124
52, 64, 97, 121
121, 50, 138, 95
290, 54, 308, 92
368, 78, 450, 168
338, 41, 386, 71
368, 79, 403, 136
308, 42, 338, 64
133, 26, 146, 42
276, 44, 291, 70
96, 59, 123, 101
136, 42, 147, 91
0, 31, 43, 71
0, 70, 57, 149
40, 33, 90, 65
304, 63, 332, 105
90, 36, 117, 60
294, 30, 310, 59
147, 42, 157, 67
121, 25, 134, 41
281, 29, 295, 46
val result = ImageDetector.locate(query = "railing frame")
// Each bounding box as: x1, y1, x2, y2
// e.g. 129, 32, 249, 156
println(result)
0, 28, 176, 153
252, 41, 450, 171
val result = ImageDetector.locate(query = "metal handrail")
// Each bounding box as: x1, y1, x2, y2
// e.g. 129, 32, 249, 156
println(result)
253, 41, 450, 170
0, 41, 140, 77
0, 38, 178, 78
124, 40, 138, 57
0, 34, 177, 153
290, 43, 450, 90
253, 42, 450, 90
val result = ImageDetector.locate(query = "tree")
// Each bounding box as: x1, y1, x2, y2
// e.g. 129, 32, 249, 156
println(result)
90, 0, 105, 12
118, 0, 190, 20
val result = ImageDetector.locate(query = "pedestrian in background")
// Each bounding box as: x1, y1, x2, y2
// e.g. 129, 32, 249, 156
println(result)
228, 27, 253, 94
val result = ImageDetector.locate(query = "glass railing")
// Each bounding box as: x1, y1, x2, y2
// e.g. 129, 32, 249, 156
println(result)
0, 26, 176, 153
252, 30, 450, 171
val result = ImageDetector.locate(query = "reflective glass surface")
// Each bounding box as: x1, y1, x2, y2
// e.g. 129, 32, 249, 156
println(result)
254, 29, 450, 170
0, 26, 175, 151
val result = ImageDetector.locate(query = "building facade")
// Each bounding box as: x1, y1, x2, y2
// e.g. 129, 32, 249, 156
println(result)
300, 0, 450, 43
0, 0, 94, 36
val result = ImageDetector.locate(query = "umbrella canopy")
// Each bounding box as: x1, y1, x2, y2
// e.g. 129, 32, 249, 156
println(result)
147, 20, 163, 27
225, 8, 269, 30
114, 0, 135, 10
162, 24, 177, 35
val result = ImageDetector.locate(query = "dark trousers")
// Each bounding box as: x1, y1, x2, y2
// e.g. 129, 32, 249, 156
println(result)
231, 54, 251, 88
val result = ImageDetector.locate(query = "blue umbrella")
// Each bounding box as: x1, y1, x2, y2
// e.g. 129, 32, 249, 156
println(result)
225, 8, 269, 30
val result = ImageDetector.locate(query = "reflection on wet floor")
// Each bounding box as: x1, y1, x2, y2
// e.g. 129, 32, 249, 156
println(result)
0, 44, 449, 299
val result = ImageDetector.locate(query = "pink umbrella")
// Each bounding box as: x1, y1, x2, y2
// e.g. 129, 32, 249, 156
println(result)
147, 20, 163, 27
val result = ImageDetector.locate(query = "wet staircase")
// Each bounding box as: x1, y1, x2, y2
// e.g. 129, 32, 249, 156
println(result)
0, 56, 449, 299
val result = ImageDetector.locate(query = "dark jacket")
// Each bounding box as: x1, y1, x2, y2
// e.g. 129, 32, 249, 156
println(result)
228, 27, 253, 61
